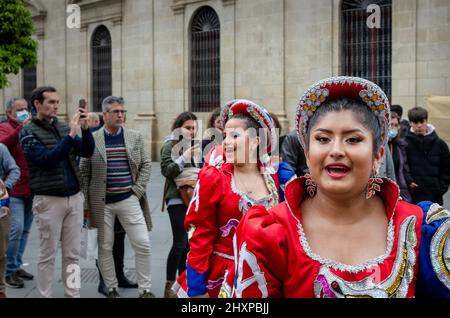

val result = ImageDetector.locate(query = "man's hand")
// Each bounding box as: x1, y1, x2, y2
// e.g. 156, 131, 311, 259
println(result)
409, 182, 419, 189
22, 115, 32, 127
79, 108, 89, 130
69, 112, 82, 138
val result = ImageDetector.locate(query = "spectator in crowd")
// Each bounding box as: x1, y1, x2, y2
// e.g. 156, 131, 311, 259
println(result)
80, 96, 153, 298
87, 112, 101, 132
269, 112, 296, 202
0, 145, 21, 298
160, 111, 199, 298
84, 109, 137, 296
405, 106, 450, 205
388, 112, 412, 202
202, 108, 223, 160
19, 86, 94, 297
391, 104, 410, 138
0, 98, 35, 289
269, 112, 287, 150
0, 182, 11, 298
378, 141, 396, 181
280, 129, 308, 176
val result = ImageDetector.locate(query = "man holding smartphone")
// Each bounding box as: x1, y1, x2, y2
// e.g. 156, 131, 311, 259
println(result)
19, 87, 94, 297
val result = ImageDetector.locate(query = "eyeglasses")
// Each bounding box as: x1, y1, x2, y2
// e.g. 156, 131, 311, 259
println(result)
108, 110, 127, 114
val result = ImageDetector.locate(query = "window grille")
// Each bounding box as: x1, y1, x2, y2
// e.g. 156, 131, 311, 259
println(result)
92, 25, 112, 112
23, 65, 37, 108
190, 6, 220, 112
342, 0, 392, 99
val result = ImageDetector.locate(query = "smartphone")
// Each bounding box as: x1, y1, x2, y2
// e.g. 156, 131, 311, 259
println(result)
79, 99, 87, 118
79, 99, 86, 109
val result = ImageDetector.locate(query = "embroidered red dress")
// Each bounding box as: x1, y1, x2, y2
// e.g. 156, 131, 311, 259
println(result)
173, 163, 279, 297
234, 176, 446, 298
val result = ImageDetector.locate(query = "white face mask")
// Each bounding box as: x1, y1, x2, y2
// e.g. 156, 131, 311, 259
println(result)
15, 110, 29, 123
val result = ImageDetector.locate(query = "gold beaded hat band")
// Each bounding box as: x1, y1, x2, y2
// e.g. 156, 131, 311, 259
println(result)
221, 99, 277, 155
295, 76, 391, 149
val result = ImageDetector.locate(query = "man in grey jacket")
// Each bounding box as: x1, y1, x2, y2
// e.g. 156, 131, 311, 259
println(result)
0, 143, 20, 298
80, 96, 153, 298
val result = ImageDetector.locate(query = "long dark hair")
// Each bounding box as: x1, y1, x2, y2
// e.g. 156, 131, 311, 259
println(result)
171, 111, 197, 144
207, 108, 221, 129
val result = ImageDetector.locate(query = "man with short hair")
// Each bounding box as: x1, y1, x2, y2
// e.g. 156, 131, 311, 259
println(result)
0, 98, 34, 289
19, 86, 94, 297
80, 96, 153, 298
405, 106, 450, 205
391, 104, 410, 137
87, 112, 100, 131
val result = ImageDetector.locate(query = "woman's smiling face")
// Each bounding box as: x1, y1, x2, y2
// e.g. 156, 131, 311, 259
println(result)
223, 118, 259, 165
306, 109, 384, 198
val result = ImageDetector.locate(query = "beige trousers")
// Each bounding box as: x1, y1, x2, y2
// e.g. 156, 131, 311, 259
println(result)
33, 192, 84, 298
98, 195, 151, 294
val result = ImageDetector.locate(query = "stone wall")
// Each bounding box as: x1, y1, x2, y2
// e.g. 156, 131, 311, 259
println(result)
2, 0, 449, 160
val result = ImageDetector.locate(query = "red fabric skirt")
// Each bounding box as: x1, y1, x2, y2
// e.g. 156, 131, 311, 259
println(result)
172, 253, 235, 298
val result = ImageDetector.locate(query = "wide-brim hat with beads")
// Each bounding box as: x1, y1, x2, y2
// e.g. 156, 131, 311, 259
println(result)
295, 76, 391, 149
221, 99, 277, 155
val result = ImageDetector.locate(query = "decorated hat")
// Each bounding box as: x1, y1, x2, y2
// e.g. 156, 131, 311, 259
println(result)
295, 76, 390, 149
221, 99, 277, 155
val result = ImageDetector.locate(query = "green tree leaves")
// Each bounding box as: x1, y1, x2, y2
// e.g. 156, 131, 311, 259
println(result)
0, 0, 38, 89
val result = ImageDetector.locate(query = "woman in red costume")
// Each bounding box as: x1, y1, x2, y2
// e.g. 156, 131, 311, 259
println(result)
235, 77, 450, 298
172, 99, 280, 298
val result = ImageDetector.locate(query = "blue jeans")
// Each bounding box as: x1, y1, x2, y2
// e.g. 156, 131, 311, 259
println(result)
6, 197, 33, 277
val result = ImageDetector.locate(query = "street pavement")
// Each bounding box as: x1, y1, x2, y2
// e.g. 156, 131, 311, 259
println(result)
6, 161, 171, 298
4, 161, 450, 298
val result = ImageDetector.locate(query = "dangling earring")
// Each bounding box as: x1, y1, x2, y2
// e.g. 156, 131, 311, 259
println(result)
304, 173, 317, 197
366, 171, 383, 199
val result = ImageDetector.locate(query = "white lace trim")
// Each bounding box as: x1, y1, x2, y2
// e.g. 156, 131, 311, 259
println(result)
286, 200, 396, 273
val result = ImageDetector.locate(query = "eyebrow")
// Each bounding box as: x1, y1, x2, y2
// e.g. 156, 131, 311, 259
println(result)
314, 128, 365, 134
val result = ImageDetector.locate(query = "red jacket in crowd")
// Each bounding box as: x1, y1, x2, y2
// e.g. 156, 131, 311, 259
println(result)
0, 118, 31, 197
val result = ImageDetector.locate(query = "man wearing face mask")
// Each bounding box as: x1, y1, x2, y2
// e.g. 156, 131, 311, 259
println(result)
0, 98, 34, 289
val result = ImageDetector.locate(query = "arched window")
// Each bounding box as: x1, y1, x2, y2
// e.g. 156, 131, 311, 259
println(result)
190, 6, 220, 112
342, 0, 392, 99
92, 25, 112, 112
22, 65, 36, 108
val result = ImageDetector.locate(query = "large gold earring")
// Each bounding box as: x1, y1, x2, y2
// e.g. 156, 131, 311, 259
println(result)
304, 173, 317, 197
366, 171, 383, 199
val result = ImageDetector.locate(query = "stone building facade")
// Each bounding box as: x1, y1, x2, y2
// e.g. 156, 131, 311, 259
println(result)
1, 0, 450, 159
